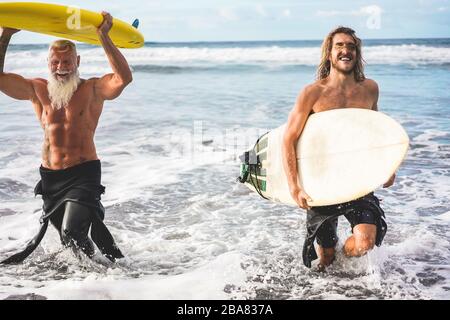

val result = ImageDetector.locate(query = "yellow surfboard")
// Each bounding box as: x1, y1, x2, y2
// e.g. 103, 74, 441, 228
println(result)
0, 2, 144, 48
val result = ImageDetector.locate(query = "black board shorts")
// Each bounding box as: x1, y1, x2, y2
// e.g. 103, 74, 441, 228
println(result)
315, 202, 380, 248
302, 193, 388, 267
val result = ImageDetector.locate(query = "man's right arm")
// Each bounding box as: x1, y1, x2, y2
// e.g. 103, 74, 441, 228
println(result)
0, 29, 36, 101
282, 86, 315, 209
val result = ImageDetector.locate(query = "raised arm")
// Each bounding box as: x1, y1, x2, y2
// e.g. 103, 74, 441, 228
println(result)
282, 86, 315, 209
94, 12, 133, 101
0, 28, 36, 101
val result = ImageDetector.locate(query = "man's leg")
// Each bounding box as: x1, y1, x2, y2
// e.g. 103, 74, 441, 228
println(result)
317, 246, 336, 270
61, 202, 95, 258
343, 223, 376, 257
316, 217, 338, 270
49, 206, 65, 243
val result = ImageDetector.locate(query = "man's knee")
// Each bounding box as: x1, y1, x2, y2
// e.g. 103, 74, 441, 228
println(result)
354, 237, 375, 255
353, 223, 376, 255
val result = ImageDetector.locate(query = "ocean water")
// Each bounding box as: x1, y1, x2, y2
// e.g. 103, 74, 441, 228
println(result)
0, 39, 449, 300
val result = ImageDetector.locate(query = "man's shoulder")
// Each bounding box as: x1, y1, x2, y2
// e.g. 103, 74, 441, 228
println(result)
84, 77, 102, 89
30, 78, 47, 85
29, 78, 47, 94
300, 80, 324, 98
82, 77, 97, 84
76, 78, 97, 90
86, 77, 100, 82
361, 78, 379, 93
294, 81, 324, 112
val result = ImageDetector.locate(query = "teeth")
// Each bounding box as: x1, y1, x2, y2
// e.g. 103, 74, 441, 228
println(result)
340, 57, 351, 61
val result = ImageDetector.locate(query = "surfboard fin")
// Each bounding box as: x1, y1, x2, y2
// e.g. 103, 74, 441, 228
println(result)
132, 19, 139, 29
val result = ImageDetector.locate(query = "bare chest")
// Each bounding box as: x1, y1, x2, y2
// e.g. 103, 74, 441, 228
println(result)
312, 87, 374, 113
35, 84, 99, 128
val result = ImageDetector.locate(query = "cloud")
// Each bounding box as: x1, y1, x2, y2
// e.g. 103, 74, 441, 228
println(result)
316, 5, 383, 17
255, 4, 268, 17
282, 9, 291, 18
218, 7, 239, 21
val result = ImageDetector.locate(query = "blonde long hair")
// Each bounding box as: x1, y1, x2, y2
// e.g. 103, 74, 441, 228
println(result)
317, 26, 365, 82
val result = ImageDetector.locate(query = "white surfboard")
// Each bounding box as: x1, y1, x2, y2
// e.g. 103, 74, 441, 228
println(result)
239, 108, 409, 206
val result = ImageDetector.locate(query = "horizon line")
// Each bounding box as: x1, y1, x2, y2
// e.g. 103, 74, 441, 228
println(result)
146, 36, 450, 44
9, 36, 450, 46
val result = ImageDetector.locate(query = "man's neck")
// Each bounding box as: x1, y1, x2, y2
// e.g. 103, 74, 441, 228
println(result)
327, 68, 356, 89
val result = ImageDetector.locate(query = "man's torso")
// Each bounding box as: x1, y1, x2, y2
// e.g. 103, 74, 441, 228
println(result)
31, 78, 104, 170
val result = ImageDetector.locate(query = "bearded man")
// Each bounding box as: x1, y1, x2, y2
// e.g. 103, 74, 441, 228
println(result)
0, 12, 131, 264
282, 27, 396, 270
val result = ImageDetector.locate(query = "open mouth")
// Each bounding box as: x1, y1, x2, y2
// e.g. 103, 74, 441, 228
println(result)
339, 56, 352, 62
55, 71, 70, 77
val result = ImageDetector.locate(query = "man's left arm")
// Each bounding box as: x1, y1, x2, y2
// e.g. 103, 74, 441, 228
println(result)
94, 12, 133, 101
369, 79, 396, 187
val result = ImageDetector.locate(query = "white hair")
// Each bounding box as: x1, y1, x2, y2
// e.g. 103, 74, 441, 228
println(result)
48, 39, 78, 56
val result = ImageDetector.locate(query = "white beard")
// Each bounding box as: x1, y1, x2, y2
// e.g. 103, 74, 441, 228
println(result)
47, 70, 81, 110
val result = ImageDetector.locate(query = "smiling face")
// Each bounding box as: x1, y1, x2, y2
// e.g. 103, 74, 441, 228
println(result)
46, 40, 81, 110
329, 33, 357, 75
317, 27, 365, 81
48, 48, 79, 82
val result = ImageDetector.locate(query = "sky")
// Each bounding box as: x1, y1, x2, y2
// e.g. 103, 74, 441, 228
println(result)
2, 0, 450, 43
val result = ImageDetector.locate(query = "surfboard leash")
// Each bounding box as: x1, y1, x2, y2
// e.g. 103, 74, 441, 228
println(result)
237, 151, 269, 201
237, 132, 270, 200
249, 162, 269, 201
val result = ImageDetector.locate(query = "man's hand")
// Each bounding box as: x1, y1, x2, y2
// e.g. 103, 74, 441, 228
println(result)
97, 11, 113, 36
291, 187, 313, 210
383, 173, 396, 188
0, 27, 20, 37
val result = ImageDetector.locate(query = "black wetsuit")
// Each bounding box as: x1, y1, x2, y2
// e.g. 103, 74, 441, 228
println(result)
302, 192, 387, 268
1, 160, 123, 264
